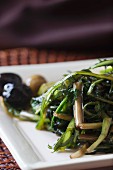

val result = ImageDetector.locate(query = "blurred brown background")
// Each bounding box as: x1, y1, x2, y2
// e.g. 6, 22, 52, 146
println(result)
0, 0, 113, 56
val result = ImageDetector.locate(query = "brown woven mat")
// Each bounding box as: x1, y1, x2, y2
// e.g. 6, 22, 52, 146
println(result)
0, 48, 112, 170
0, 48, 104, 66
0, 138, 20, 170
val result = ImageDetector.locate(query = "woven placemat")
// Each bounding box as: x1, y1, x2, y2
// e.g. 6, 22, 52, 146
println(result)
0, 48, 103, 66
0, 138, 20, 170
0, 48, 112, 170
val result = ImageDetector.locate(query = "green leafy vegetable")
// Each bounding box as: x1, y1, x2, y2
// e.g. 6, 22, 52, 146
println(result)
2, 58, 113, 158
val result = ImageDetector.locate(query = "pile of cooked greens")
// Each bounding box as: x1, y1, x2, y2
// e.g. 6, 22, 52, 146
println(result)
1, 59, 113, 158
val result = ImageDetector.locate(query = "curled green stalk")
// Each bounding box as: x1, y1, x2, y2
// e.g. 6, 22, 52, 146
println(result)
73, 81, 84, 127
87, 79, 103, 95
83, 101, 100, 116
53, 119, 76, 152
87, 117, 112, 153
76, 70, 113, 81
90, 59, 113, 69
51, 96, 68, 129
89, 94, 113, 105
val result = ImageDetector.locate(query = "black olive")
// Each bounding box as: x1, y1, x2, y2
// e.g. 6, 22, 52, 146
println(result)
2, 83, 14, 98
2, 83, 32, 109
0, 73, 22, 95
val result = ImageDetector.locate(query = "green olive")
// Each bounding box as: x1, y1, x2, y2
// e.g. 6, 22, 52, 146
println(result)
38, 82, 55, 96
26, 75, 47, 96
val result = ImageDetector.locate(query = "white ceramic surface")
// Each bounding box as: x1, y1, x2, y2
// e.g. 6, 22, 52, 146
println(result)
0, 59, 113, 170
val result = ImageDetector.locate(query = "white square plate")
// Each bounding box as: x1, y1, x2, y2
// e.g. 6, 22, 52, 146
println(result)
0, 59, 113, 170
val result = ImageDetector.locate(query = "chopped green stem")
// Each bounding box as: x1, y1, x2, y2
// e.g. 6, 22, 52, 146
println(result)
53, 112, 72, 121
79, 122, 102, 129
109, 80, 113, 94
36, 104, 46, 129
51, 96, 68, 128
90, 59, 113, 69
70, 143, 88, 159
76, 70, 113, 81
73, 82, 84, 127
87, 79, 103, 95
100, 66, 113, 74
83, 102, 99, 116
19, 111, 40, 121
56, 97, 68, 113
78, 134, 98, 141
87, 117, 112, 153
53, 119, 75, 151
90, 94, 113, 105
